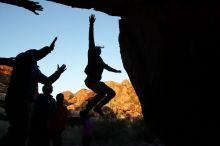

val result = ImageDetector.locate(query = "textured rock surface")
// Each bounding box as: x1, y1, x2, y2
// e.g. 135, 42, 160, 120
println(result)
0, 65, 12, 75
0, 65, 12, 117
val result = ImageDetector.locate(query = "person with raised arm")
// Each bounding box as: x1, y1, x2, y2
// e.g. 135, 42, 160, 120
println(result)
0, 37, 67, 146
80, 14, 121, 120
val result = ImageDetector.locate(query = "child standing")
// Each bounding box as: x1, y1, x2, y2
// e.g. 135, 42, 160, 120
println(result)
48, 93, 68, 146
28, 84, 57, 146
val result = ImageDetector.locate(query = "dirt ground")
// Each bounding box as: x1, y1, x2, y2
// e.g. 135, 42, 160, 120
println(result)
0, 119, 163, 146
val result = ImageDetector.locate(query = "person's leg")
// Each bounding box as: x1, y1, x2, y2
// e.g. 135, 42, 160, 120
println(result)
85, 93, 105, 113
81, 82, 106, 117
93, 82, 116, 112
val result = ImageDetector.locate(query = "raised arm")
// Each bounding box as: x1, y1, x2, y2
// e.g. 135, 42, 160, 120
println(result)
16, 37, 57, 63
104, 63, 121, 73
0, 57, 15, 66
88, 14, 96, 53
38, 64, 67, 85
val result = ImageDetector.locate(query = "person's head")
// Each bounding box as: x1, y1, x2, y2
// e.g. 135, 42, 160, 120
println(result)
16, 49, 38, 63
95, 46, 104, 55
42, 84, 53, 95
56, 93, 64, 104
25, 49, 37, 54
16, 49, 37, 57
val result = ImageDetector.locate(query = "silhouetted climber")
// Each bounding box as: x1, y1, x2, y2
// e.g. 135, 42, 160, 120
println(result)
0, 37, 67, 146
80, 14, 121, 119
48, 93, 68, 146
28, 84, 57, 146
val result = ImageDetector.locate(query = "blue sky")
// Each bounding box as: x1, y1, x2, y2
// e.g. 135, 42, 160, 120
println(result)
0, 0, 129, 96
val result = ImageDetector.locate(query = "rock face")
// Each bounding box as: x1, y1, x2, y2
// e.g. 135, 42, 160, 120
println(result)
63, 80, 142, 119
0, 65, 12, 116
0, 65, 12, 76
0, 65, 12, 97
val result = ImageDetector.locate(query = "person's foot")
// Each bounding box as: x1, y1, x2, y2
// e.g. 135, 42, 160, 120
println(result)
93, 107, 104, 117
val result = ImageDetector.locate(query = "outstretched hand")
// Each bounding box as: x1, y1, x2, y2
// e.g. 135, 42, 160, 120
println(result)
57, 64, 67, 74
25, 1, 43, 15
117, 70, 122, 73
89, 14, 96, 24
49, 37, 58, 50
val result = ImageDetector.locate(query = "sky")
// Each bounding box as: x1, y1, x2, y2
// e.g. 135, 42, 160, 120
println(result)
0, 0, 129, 96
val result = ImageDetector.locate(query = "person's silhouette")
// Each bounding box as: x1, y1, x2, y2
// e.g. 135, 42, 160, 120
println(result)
48, 93, 68, 146
0, 37, 67, 146
80, 14, 121, 119
28, 84, 56, 146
